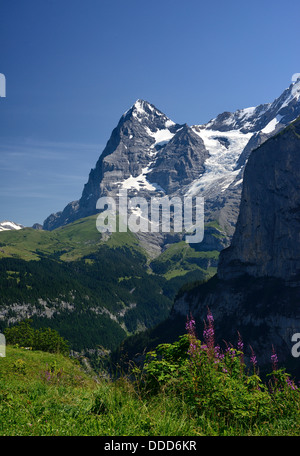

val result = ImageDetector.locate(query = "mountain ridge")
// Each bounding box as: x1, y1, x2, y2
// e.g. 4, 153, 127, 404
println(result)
0, 221, 24, 232
43, 79, 300, 254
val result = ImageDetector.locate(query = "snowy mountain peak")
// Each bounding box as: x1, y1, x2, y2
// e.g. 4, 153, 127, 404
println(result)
0, 221, 24, 232
43, 78, 300, 235
133, 99, 153, 112
202, 78, 300, 137
125, 99, 176, 130
126, 99, 162, 118
282, 78, 300, 106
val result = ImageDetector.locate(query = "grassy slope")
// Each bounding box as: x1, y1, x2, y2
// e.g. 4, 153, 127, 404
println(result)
0, 346, 197, 436
150, 240, 218, 279
0, 216, 223, 352
1, 344, 299, 436
0, 216, 220, 274
0, 215, 220, 307
0, 215, 141, 262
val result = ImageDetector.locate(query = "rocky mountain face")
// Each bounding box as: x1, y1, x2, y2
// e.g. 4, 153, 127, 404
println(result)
171, 118, 300, 374
43, 101, 183, 231
146, 124, 209, 194
43, 79, 300, 257
32, 223, 43, 230
218, 119, 300, 282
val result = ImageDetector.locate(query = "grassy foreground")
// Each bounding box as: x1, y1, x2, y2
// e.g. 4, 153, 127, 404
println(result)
1, 315, 300, 437
0, 346, 196, 436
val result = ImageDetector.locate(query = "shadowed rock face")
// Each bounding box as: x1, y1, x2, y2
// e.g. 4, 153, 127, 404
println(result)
218, 118, 300, 283
147, 124, 209, 194
42, 100, 184, 231
171, 119, 300, 374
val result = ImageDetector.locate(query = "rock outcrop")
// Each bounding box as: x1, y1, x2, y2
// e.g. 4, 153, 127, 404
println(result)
218, 119, 300, 283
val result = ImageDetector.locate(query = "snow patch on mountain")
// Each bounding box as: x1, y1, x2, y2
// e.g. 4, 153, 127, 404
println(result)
186, 127, 253, 196
261, 115, 283, 134
118, 167, 165, 193
144, 126, 175, 148
0, 221, 24, 232
282, 78, 300, 108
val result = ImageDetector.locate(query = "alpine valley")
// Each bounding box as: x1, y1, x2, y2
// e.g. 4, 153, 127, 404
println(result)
1, 78, 300, 369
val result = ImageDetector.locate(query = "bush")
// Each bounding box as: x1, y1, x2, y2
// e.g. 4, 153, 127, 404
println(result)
135, 311, 300, 430
4, 320, 70, 355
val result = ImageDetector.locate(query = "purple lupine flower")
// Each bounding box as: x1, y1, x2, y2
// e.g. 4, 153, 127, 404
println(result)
286, 377, 297, 390
214, 345, 224, 361
207, 312, 214, 324
237, 332, 244, 352
229, 349, 237, 359
250, 353, 257, 365
185, 315, 196, 337
271, 345, 278, 371
249, 346, 257, 370
203, 327, 214, 342
225, 345, 231, 354
237, 332, 245, 366
188, 342, 197, 357
186, 314, 199, 359
203, 309, 215, 353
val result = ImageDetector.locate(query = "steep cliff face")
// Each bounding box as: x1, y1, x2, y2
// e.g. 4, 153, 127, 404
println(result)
147, 124, 209, 194
171, 118, 300, 372
218, 119, 300, 282
43, 100, 183, 230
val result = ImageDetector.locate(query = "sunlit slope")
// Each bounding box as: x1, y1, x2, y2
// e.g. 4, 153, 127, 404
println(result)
0, 215, 140, 262
0, 215, 223, 351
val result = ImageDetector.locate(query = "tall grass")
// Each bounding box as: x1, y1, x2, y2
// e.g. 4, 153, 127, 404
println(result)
132, 310, 300, 435
0, 346, 196, 436
1, 312, 300, 436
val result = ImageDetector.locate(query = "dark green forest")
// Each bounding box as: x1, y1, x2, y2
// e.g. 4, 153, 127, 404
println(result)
0, 245, 212, 352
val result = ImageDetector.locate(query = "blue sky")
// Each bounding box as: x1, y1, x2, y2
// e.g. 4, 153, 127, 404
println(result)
0, 0, 300, 227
